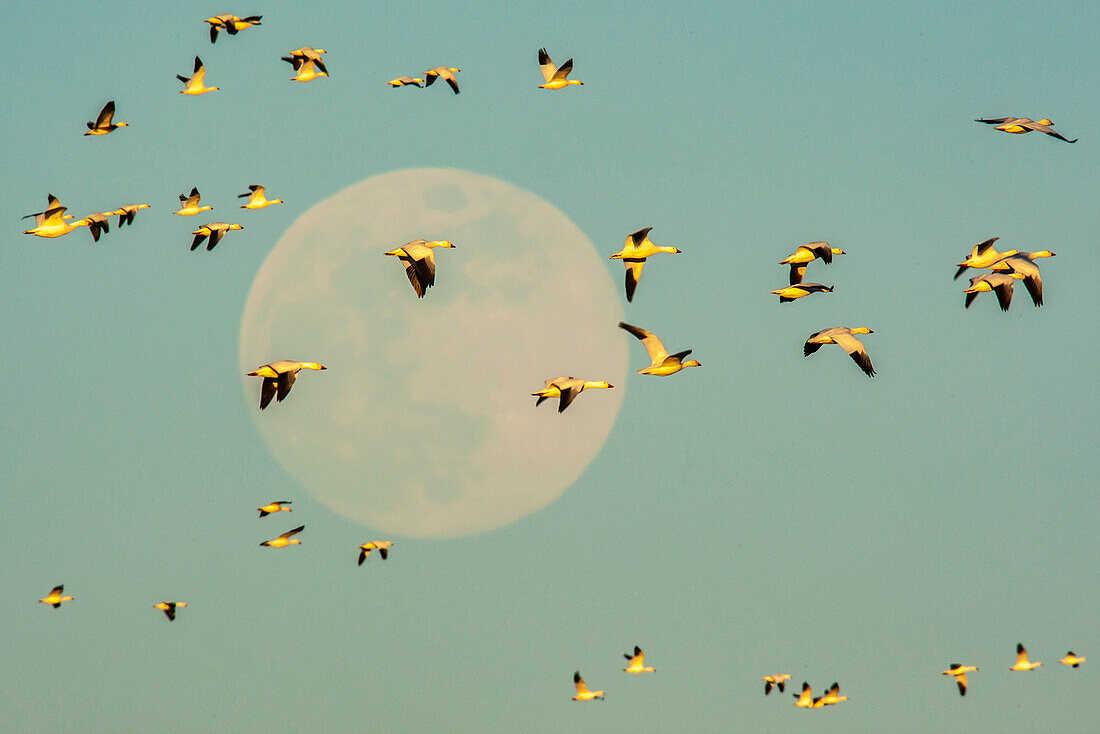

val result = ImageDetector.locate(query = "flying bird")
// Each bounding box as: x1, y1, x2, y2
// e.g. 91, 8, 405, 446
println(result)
954, 237, 1017, 280
22, 195, 96, 238
1010, 643, 1042, 671
153, 601, 187, 621
205, 14, 261, 43
84, 101, 128, 136
804, 326, 875, 377
257, 501, 292, 517
988, 252, 1054, 307
623, 646, 656, 674
358, 541, 394, 565
174, 187, 212, 216
424, 67, 460, 94
763, 674, 791, 695
238, 185, 283, 209
190, 222, 244, 251
286, 47, 327, 74
260, 525, 305, 548
813, 682, 848, 707
387, 76, 424, 87
112, 203, 150, 227
177, 57, 219, 95
383, 239, 456, 297
572, 671, 604, 701
779, 241, 845, 284
942, 664, 978, 696
247, 361, 327, 410
619, 321, 701, 376
770, 282, 833, 302
608, 227, 681, 302
1059, 652, 1085, 668
532, 376, 614, 413
537, 48, 583, 89
964, 271, 1024, 311
38, 585, 73, 609
81, 212, 112, 242
975, 117, 1077, 143
792, 682, 815, 708
282, 56, 328, 82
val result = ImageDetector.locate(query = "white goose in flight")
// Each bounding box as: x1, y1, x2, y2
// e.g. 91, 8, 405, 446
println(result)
384, 240, 456, 298
532, 377, 614, 413
608, 227, 681, 302
619, 322, 701, 376
804, 326, 875, 378
538, 48, 583, 89
247, 361, 326, 409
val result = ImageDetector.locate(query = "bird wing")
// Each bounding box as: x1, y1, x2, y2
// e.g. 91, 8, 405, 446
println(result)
1016, 644, 1029, 666
192, 57, 206, 85
803, 241, 832, 263
624, 258, 645, 302
956, 673, 967, 696
626, 227, 653, 248
788, 263, 807, 285
276, 370, 298, 402
95, 101, 115, 127
182, 188, 200, 207
190, 232, 207, 251
1024, 120, 1077, 142
552, 57, 574, 82
259, 377, 277, 409
573, 672, 589, 694
280, 525, 305, 540
206, 227, 225, 250
832, 332, 875, 377
557, 382, 583, 413
618, 322, 669, 363
975, 117, 1012, 125
538, 48, 557, 82
993, 279, 1014, 311
442, 69, 460, 94
1001, 257, 1043, 307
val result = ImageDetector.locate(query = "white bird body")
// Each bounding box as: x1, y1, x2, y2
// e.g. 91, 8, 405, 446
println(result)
538, 48, 583, 89
178, 57, 219, 94
532, 376, 614, 412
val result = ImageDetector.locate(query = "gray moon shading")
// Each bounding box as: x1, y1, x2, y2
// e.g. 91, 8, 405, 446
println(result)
239, 169, 627, 538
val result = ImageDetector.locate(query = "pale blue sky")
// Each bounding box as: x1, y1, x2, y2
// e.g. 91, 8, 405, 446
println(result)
2, 1, 1097, 732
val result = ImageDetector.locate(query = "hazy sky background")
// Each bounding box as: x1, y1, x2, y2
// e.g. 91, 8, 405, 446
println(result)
2, 1, 1097, 732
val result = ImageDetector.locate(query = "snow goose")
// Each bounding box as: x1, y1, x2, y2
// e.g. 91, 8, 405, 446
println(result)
538, 48, 583, 89
619, 322, 700, 376
153, 601, 187, 621
608, 227, 681, 302
989, 254, 1051, 307
532, 376, 613, 413
572, 672, 604, 701
174, 187, 212, 216
260, 525, 305, 548
770, 283, 832, 302
1010, 643, 1042, 671
804, 326, 875, 377
84, 101, 128, 135
942, 664, 977, 696
793, 682, 815, 708
387, 76, 424, 87
190, 222, 243, 251
283, 56, 328, 82
813, 682, 848, 707
763, 674, 791, 695
954, 237, 1018, 280
247, 361, 326, 409
964, 272, 1023, 311
623, 646, 655, 673
22, 195, 92, 238
287, 47, 327, 74
177, 57, 219, 94
384, 239, 455, 298
38, 585, 74, 609
257, 501, 291, 517
112, 203, 150, 227
358, 541, 394, 565
424, 67, 460, 94
1059, 652, 1085, 668
238, 185, 283, 209
204, 14, 261, 43
976, 117, 1077, 143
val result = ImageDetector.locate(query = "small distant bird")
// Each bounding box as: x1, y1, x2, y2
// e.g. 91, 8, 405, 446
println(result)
813, 682, 848, 707
793, 682, 815, 708
954, 237, 1017, 280
84, 101, 128, 136
804, 326, 875, 378
247, 361, 327, 410
38, 585, 73, 609
770, 282, 833, 302
387, 76, 424, 87
282, 56, 328, 82
177, 56, 219, 95
153, 601, 187, 621
1059, 652, 1085, 668
174, 187, 212, 216
619, 321, 701, 376
779, 241, 845, 284
257, 500, 292, 517
190, 222, 244, 251
964, 271, 1024, 311
537, 48, 583, 89
989, 253, 1054, 307
424, 67, 460, 94
942, 664, 978, 696
238, 185, 283, 209
1010, 643, 1042, 671
623, 646, 656, 673
608, 227, 681, 302
975, 117, 1077, 143
763, 673, 791, 695
383, 239, 456, 298
112, 203, 150, 227
572, 671, 604, 701
532, 376, 614, 413
286, 47, 328, 74
260, 525, 305, 548
358, 540, 394, 566
205, 14, 262, 43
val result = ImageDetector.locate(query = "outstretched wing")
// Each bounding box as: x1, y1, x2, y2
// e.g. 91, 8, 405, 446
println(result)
538, 48, 556, 82
618, 321, 669, 363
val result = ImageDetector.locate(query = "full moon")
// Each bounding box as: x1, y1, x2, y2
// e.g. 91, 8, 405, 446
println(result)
239, 169, 627, 538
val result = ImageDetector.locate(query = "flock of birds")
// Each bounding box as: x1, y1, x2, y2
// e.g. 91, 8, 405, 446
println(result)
20, 9, 1085, 715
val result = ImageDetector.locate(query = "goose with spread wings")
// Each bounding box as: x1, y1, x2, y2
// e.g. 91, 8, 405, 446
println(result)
247, 361, 326, 410
537, 48, 583, 89
84, 101, 128, 135
619, 321, 701, 376
804, 327, 875, 377
608, 227, 681, 302
532, 376, 614, 413
975, 117, 1077, 143
384, 239, 456, 298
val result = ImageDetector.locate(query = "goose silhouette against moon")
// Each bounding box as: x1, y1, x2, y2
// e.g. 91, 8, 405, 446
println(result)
239, 169, 627, 537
